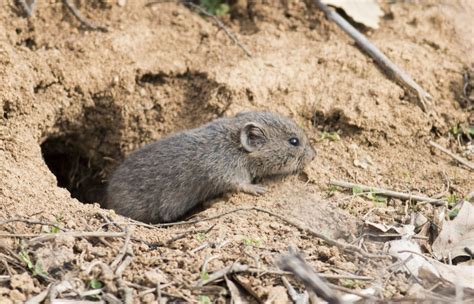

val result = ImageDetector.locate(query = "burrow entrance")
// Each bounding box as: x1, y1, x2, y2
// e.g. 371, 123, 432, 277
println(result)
41, 134, 110, 205
40, 70, 234, 206
40, 91, 125, 205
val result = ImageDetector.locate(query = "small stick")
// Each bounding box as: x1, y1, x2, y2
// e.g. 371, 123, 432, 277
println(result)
184, 2, 252, 58
278, 251, 343, 304
282, 276, 309, 304
117, 279, 133, 304
190, 242, 210, 254
360, 233, 429, 240
313, 0, 431, 112
246, 267, 373, 281
115, 255, 133, 277
328, 283, 378, 301
136, 283, 173, 297
110, 227, 133, 271
156, 282, 162, 302
25, 287, 50, 304
0, 218, 66, 232
1, 259, 12, 276
17, 0, 37, 17
195, 262, 249, 287
147, 1, 252, 57
166, 223, 216, 245
429, 141, 474, 171
330, 180, 446, 205
224, 275, 246, 304
101, 293, 122, 304
25, 231, 126, 244
62, 0, 108, 32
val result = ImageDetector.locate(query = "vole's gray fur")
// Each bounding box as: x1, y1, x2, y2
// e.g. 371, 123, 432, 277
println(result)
106, 111, 316, 223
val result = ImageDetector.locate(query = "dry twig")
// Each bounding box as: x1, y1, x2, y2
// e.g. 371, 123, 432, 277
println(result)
62, 0, 108, 32
314, 0, 432, 111
429, 141, 474, 171
330, 180, 446, 205
0, 218, 65, 232
184, 2, 252, 57
110, 227, 133, 271
25, 231, 127, 245
17, 0, 36, 16
16, 0, 107, 31
195, 262, 249, 287
278, 250, 343, 304
282, 276, 309, 304
147, 1, 252, 57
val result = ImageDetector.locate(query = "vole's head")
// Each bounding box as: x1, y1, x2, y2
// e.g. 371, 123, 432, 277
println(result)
236, 111, 316, 178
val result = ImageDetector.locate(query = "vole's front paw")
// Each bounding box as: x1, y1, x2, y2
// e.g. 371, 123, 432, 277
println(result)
239, 184, 267, 196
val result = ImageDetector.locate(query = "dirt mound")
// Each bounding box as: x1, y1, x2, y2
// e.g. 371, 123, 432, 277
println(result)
1, 0, 473, 302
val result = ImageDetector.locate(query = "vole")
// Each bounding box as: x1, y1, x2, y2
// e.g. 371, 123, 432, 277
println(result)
106, 111, 316, 223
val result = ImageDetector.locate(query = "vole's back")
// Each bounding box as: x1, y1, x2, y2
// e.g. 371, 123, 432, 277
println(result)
106, 118, 243, 223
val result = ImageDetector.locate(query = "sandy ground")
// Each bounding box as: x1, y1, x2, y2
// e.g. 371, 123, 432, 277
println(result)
0, 0, 473, 302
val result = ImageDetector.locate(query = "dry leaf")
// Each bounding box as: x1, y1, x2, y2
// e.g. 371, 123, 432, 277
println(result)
321, 0, 384, 29
432, 201, 474, 261
388, 238, 437, 277
389, 237, 474, 290
365, 221, 415, 237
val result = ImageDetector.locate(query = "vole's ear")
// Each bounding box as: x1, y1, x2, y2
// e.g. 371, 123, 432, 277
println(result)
240, 122, 267, 152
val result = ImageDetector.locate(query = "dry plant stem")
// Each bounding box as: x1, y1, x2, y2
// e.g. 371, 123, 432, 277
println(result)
278, 252, 343, 304
184, 2, 252, 58
117, 279, 133, 304
330, 180, 446, 205
111, 227, 133, 270
313, 0, 431, 112
25, 231, 127, 245
102, 292, 123, 304
25, 286, 50, 304
282, 276, 309, 304
115, 255, 133, 277
1, 259, 12, 276
429, 141, 474, 170
361, 233, 429, 240
62, 0, 108, 32
17, 0, 36, 16
0, 218, 65, 231
146, 0, 253, 58
195, 262, 249, 287
224, 275, 246, 303
167, 223, 216, 245
206, 265, 373, 281
328, 283, 378, 301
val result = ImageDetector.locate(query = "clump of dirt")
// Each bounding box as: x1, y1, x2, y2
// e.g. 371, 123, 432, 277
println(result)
0, 0, 473, 302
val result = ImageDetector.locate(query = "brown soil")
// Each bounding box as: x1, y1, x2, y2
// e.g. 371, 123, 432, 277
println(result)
0, 0, 473, 302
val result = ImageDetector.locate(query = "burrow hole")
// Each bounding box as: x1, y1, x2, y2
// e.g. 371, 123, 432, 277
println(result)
41, 134, 108, 204
40, 71, 231, 206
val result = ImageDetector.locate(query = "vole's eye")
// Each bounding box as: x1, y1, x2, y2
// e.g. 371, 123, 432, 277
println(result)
289, 137, 300, 146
